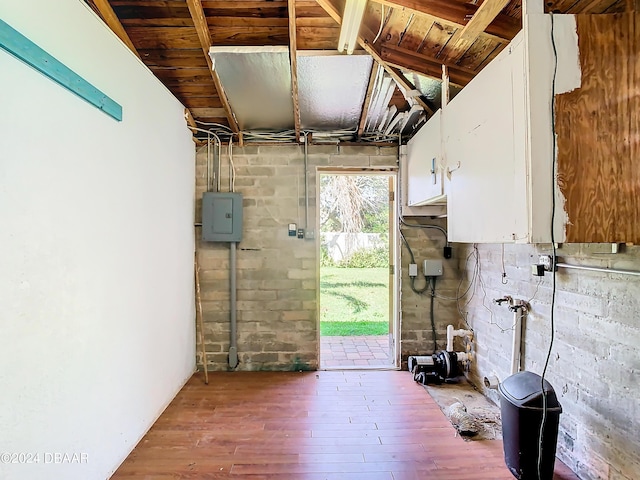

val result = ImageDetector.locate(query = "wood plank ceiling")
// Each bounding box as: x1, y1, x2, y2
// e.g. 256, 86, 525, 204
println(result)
86, 0, 628, 143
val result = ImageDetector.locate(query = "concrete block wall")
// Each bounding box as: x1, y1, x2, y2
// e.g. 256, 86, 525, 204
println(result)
195, 144, 398, 371
458, 243, 640, 480
399, 221, 463, 362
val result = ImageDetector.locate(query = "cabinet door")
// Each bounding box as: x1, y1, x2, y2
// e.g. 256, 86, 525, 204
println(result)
444, 35, 529, 243
406, 110, 445, 206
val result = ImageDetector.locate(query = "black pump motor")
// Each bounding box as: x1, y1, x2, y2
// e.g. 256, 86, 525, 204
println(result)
408, 351, 460, 385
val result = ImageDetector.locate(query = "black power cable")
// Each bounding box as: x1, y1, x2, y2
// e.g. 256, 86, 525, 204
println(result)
400, 230, 431, 295
400, 229, 438, 351
538, 13, 559, 480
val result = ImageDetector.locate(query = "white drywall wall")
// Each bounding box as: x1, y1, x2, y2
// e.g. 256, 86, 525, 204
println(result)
0, 1, 195, 479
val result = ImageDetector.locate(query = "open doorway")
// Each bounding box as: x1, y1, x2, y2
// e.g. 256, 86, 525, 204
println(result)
318, 171, 398, 369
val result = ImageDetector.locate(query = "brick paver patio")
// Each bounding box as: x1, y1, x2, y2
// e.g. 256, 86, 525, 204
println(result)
320, 334, 393, 369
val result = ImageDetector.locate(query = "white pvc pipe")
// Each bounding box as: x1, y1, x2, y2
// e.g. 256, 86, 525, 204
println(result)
446, 325, 454, 352
446, 325, 473, 353
456, 352, 471, 363
484, 375, 500, 390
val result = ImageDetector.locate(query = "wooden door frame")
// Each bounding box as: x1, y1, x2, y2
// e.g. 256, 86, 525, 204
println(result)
316, 167, 399, 369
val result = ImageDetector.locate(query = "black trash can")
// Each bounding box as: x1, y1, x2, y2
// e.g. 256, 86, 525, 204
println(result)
499, 371, 562, 480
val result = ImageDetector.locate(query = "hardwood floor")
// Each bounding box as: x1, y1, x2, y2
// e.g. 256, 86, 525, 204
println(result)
111, 370, 578, 480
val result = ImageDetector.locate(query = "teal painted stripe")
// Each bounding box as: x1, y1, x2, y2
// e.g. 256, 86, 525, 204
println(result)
0, 18, 122, 121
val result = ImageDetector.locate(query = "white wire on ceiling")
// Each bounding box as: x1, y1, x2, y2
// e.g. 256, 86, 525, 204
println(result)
372, 4, 385, 44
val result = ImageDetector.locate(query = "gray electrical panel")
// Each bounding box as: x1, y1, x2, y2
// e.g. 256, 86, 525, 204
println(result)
202, 192, 243, 242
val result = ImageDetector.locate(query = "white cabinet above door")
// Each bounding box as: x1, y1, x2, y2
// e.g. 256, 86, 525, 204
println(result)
406, 110, 445, 207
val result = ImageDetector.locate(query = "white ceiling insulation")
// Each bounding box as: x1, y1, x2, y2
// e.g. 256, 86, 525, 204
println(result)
297, 53, 373, 131
363, 65, 396, 133
402, 72, 462, 111
209, 47, 382, 135
209, 46, 294, 131
208, 47, 413, 138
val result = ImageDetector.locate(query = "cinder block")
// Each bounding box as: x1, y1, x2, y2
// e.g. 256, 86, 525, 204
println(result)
278, 289, 315, 301
307, 155, 330, 166
328, 155, 371, 167
230, 145, 260, 156
307, 145, 339, 155
258, 145, 302, 157
237, 290, 277, 301
369, 155, 398, 167
247, 352, 280, 363
338, 145, 379, 156
287, 269, 315, 280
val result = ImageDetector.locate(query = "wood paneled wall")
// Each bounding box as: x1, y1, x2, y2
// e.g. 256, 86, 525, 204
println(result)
556, 13, 639, 243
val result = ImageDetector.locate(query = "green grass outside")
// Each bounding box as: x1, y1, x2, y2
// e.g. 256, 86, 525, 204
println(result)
320, 267, 389, 336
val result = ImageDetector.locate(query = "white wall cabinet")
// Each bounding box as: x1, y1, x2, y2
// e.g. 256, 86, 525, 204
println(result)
403, 16, 580, 243
406, 110, 445, 207
444, 35, 530, 243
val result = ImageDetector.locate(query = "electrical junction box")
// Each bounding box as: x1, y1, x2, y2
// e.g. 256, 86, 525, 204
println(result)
423, 259, 443, 276
202, 192, 243, 242
408, 263, 418, 277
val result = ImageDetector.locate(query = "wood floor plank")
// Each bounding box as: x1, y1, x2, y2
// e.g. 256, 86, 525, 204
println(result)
110, 371, 579, 480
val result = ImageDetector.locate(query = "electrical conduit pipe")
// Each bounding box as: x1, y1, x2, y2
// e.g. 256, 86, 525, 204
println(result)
229, 241, 238, 369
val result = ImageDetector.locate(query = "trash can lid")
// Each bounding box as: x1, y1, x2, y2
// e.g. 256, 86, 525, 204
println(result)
499, 371, 562, 411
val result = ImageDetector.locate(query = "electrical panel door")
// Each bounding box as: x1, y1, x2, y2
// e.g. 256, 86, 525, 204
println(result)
202, 192, 243, 242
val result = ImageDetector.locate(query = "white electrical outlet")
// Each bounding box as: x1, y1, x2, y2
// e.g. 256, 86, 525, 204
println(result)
538, 255, 553, 271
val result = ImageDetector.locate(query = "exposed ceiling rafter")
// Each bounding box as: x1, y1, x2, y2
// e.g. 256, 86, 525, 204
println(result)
387, 67, 436, 114
185, 0, 242, 143
372, 0, 520, 41
315, 0, 435, 116
442, 0, 512, 61
380, 44, 474, 87
288, 0, 302, 142
91, 0, 200, 132
92, 0, 141, 58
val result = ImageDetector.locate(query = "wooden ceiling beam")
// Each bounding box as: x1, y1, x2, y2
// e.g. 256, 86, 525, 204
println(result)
288, 0, 302, 142
380, 44, 474, 87
364, 45, 434, 116
200, 1, 287, 9
185, 108, 197, 129
387, 67, 437, 114
92, 0, 141, 58
372, 0, 520, 41
315, 0, 434, 115
443, 0, 511, 61
91, 0, 200, 132
358, 63, 379, 138
185, 0, 242, 143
